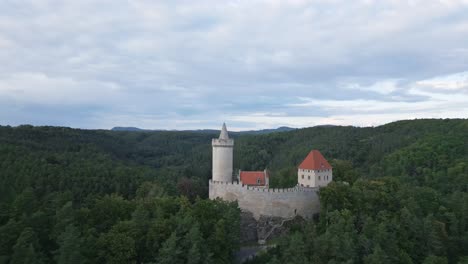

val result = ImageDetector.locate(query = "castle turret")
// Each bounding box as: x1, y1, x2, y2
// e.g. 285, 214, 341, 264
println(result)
212, 123, 234, 182
298, 150, 333, 188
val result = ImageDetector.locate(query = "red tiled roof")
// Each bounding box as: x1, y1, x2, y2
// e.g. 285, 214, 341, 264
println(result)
298, 150, 332, 170
240, 171, 268, 186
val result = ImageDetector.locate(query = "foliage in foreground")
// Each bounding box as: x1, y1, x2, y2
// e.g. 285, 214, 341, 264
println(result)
0, 119, 467, 263
0, 189, 239, 264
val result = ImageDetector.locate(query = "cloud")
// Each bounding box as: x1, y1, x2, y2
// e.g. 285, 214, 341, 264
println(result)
0, 0, 468, 129
341, 80, 400, 95
416, 71, 468, 91
0, 72, 122, 105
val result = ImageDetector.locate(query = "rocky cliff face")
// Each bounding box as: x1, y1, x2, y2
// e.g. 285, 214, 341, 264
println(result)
240, 211, 258, 243
240, 212, 306, 244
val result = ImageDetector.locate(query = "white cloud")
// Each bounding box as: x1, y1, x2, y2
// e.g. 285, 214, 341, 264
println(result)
0, 72, 122, 105
416, 71, 468, 91
342, 80, 400, 94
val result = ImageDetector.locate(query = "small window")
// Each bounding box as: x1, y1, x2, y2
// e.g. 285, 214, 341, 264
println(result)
306, 185, 309, 187
318, 176, 321, 181
301, 175, 304, 179
257, 178, 261, 184
308, 176, 310, 180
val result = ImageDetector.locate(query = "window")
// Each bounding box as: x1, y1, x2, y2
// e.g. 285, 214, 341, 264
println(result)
318, 176, 321, 181
257, 178, 261, 184
308, 175, 310, 180
301, 175, 304, 179
306, 185, 309, 187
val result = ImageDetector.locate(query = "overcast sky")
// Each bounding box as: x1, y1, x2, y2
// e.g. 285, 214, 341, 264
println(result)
1, 0, 468, 130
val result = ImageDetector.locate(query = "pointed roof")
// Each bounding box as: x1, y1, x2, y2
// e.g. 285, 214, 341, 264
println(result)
219, 123, 229, 140
298, 150, 332, 170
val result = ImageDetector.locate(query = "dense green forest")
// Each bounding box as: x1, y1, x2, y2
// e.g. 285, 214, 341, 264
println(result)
0, 119, 467, 263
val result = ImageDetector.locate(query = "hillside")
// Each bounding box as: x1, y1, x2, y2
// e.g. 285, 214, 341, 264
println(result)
0, 119, 467, 263
111, 126, 296, 134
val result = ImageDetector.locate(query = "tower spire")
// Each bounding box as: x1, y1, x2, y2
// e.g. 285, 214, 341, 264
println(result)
219, 122, 229, 140
212, 123, 234, 183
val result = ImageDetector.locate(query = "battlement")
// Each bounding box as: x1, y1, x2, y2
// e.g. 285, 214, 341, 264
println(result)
209, 180, 320, 219
209, 180, 318, 193
212, 138, 234, 146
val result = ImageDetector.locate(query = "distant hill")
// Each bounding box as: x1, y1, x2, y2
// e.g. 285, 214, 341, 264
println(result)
111, 126, 296, 134
111, 126, 147, 131
239, 126, 296, 134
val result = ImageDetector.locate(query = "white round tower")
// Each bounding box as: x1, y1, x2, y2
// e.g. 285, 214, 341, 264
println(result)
212, 123, 234, 183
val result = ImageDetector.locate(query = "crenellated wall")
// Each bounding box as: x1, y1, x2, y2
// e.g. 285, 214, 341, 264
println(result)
209, 180, 320, 220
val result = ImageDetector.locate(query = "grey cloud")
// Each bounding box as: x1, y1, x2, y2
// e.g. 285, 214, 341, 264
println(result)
0, 0, 468, 129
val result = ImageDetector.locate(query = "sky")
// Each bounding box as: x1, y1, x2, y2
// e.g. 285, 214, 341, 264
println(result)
0, 0, 468, 131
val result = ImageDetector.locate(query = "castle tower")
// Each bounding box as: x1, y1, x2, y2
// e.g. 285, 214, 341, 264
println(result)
298, 150, 333, 188
212, 123, 234, 183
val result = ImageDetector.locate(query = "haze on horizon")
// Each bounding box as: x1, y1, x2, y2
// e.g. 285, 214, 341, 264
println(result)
0, 0, 468, 131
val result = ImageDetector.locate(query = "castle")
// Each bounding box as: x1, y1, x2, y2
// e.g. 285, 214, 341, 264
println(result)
209, 123, 333, 219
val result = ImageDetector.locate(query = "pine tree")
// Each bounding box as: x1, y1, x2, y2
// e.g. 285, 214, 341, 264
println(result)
423, 255, 448, 264
131, 205, 149, 262
10, 228, 44, 264
0, 219, 23, 262
186, 223, 203, 264
53, 201, 74, 239
284, 232, 308, 264
97, 226, 136, 264
158, 232, 181, 264
54, 224, 83, 264
364, 245, 390, 264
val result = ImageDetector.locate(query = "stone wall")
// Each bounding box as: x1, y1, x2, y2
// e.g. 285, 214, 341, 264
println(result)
209, 180, 320, 220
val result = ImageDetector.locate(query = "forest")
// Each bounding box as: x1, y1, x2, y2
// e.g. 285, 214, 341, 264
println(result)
0, 118, 467, 263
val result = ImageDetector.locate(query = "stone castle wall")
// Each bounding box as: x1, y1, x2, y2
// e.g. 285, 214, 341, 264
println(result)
209, 180, 320, 220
